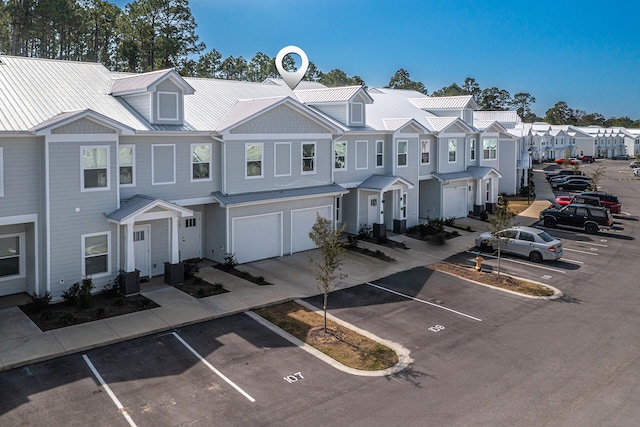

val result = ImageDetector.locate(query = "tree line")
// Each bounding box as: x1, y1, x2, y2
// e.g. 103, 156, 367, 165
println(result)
1, 0, 637, 127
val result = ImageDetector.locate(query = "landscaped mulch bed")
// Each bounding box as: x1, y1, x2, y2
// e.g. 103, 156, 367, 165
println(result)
345, 245, 395, 262
20, 293, 159, 331
174, 276, 228, 298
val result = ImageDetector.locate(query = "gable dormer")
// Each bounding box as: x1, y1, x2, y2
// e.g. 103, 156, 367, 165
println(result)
295, 86, 373, 128
408, 95, 478, 126
110, 69, 195, 126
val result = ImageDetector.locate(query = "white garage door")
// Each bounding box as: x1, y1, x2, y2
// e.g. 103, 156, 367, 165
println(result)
443, 187, 467, 218
233, 213, 281, 264
291, 206, 332, 253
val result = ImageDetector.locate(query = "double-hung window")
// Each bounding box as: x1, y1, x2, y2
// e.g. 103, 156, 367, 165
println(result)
420, 140, 430, 164
0, 234, 23, 279
191, 143, 212, 181
302, 142, 315, 173
246, 143, 263, 178
119, 145, 135, 186
376, 140, 384, 167
334, 141, 346, 170
483, 138, 497, 159
397, 140, 408, 167
83, 232, 109, 277
448, 139, 457, 162
82, 146, 109, 191
470, 138, 476, 160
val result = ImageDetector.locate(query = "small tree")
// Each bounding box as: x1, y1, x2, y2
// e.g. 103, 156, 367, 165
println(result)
588, 165, 606, 191
487, 195, 515, 276
308, 213, 346, 332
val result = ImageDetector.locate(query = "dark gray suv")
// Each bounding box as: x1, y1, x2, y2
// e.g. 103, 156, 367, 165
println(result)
539, 204, 613, 234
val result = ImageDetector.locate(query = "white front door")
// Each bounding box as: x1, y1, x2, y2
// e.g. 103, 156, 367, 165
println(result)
134, 225, 151, 277
367, 195, 379, 224
179, 211, 202, 261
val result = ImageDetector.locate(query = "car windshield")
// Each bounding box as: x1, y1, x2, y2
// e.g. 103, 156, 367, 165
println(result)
537, 231, 555, 242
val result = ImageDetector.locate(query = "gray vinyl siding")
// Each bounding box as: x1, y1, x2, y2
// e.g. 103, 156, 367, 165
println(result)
47, 139, 119, 298
437, 136, 465, 173
418, 136, 437, 176
498, 138, 517, 195
419, 179, 441, 220
393, 136, 420, 182
119, 135, 221, 201
224, 137, 333, 195
230, 105, 330, 134
152, 144, 176, 184
311, 104, 347, 125
203, 203, 226, 263
122, 93, 151, 122
341, 189, 358, 234
333, 135, 397, 184
0, 137, 43, 216
52, 119, 116, 135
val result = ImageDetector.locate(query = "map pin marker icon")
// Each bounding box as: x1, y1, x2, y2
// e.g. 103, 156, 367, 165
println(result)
275, 45, 309, 90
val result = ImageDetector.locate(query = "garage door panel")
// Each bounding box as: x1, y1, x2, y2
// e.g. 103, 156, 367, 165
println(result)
444, 187, 467, 219
291, 206, 332, 253
233, 214, 281, 264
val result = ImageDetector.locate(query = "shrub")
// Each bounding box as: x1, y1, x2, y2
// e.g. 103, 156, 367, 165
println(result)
140, 298, 151, 309
197, 288, 205, 298
224, 253, 238, 269
358, 224, 372, 238
346, 235, 359, 248
62, 282, 80, 305
212, 282, 223, 292
112, 297, 125, 307
184, 260, 200, 278
94, 307, 106, 318
39, 310, 53, 321
256, 276, 266, 285
102, 279, 120, 298
77, 277, 95, 308
27, 292, 52, 311
60, 313, 75, 326
192, 275, 204, 285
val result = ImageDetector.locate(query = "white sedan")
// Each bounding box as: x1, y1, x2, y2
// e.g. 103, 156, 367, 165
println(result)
475, 226, 564, 263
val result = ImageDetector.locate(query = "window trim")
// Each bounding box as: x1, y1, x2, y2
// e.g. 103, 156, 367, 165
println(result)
0, 232, 25, 281
448, 139, 457, 163
375, 140, 384, 168
483, 137, 497, 160
470, 138, 476, 161
355, 140, 368, 170
245, 143, 264, 179
81, 231, 111, 278
350, 102, 364, 124
152, 144, 176, 185
334, 141, 346, 170
81, 145, 110, 192
119, 144, 135, 187
397, 140, 408, 167
156, 91, 179, 121
274, 142, 291, 177
420, 139, 430, 165
335, 197, 342, 223
190, 143, 212, 182
301, 142, 316, 175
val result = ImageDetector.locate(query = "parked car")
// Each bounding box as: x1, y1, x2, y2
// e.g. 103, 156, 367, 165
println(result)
579, 155, 596, 163
555, 158, 579, 165
549, 174, 592, 185
629, 161, 640, 168
613, 154, 630, 160
633, 168, 640, 177
578, 191, 622, 214
551, 195, 602, 208
550, 177, 592, 191
545, 169, 583, 181
539, 204, 613, 234
475, 226, 564, 263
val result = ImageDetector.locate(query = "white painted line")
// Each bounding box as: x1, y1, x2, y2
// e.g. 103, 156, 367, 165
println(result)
366, 282, 482, 322
82, 354, 137, 427
171, 332, 256, 403
575, 241, 608, 248
541, 275, 552, 280
564, 248, 598, 256
558, 258, 584, 265
475, 253, 568, 273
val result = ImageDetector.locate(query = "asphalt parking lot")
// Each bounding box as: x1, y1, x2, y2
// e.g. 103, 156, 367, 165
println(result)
1, 160, 639, 426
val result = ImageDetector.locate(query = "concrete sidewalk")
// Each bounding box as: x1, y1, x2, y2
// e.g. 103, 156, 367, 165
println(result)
0, 170, 551, 372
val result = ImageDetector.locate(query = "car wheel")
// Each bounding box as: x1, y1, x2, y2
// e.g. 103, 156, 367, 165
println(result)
479, 240, 492, 252
543, 217, 556, 228
585, 223, 598, 234
529, 251, 543, 263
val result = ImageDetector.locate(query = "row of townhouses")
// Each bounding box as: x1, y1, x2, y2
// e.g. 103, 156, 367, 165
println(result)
0, 55, 634, 300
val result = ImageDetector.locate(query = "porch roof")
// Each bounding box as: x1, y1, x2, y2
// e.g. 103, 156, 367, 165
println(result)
431, 171, 472, 182
358, 174, 414, 191
468, 166, 502, 179
106, 194, 194, 224
212, 183, 347, 207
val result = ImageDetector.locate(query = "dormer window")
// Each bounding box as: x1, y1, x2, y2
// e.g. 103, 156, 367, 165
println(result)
157, 91, 179, 121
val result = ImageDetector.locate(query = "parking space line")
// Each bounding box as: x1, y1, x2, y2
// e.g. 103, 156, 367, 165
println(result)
472, 253, 568, 273
171, 332, 256, 403
564, 248, 599, 256
82, 354, 137, 427
366, 282, 482, 322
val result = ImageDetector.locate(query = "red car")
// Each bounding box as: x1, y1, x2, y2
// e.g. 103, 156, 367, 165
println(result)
552, 193, 622, 213
555, 158, 579, 165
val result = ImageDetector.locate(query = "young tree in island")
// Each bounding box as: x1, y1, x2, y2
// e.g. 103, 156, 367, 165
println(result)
487, 195, 515, 276
308, 214, 346, 332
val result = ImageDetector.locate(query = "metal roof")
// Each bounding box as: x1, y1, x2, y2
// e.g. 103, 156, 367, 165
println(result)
408, 95, 478, 110
468, 166, 502, 179
432, 171, 472, 182
106, 194, 193, 224
215, 96, 289, 131
358, 174, 414, 191
425, 116, 462, 132
366, 88, 435, 131
473, 110, 521, 126
212, 184, 347, 207
110, 69, 195, 96
295, 86, 372, 104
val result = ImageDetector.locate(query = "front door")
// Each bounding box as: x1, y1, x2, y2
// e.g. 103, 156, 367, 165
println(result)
367, 195, 379, 225
133, 225, 151, 277
179, 211, 202, 261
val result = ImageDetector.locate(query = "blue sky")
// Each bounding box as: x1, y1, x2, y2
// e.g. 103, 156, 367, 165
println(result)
116, 0, 640, 119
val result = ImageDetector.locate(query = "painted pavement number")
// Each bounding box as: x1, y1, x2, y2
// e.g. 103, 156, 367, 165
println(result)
428, 325, 445, 333
283, 372, 304, 383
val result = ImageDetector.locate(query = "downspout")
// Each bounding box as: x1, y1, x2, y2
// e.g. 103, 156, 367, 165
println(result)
45, 137, 51, 293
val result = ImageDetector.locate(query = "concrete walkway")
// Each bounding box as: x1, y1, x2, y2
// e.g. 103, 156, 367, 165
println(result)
0, 170, 552, 372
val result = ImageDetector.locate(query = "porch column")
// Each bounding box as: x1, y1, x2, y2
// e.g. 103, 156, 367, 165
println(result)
170, 216, 179, 264
124, 223, 135, 272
